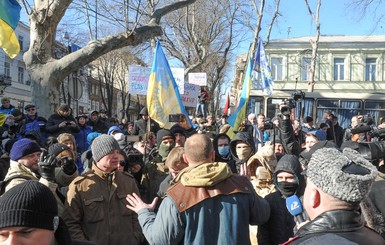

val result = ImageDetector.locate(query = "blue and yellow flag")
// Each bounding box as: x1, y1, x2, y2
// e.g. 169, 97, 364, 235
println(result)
254, 38, 273, 96
227, 57, 252, 139
0, 0, 21, 59
147, 41, 191, 129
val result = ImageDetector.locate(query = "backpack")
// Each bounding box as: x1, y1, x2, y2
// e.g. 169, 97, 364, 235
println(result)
0, 175, 31, 195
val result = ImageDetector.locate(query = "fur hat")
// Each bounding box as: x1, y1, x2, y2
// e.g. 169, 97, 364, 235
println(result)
10, 139, 41, 161
306, 147, 377, 203
0, 180, 59, 231
91, 135, 120, 162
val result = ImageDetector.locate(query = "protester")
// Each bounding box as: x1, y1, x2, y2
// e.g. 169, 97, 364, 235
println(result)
4, 138, 78, 216
133, 107, 160, 136
230, 131, 256, 174
64, 135, 144, 245
258, 154, 306, 245
196, 87, 208, 118
18, 104, 47, 146
126, 134, 270, 245
0, 180, 97, 245
140, 129, 173, 203
74, 114, 92, 156
0, 97, 15, 116
87, 110, 108, 134
213, 133, 236, 173
45, 104, 79, 137
286, 147, 384, 244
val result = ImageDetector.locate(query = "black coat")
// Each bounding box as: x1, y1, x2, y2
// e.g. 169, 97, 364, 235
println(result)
257, 191, 295, 245
45, 113, 80, 137
289, 209, 385, 245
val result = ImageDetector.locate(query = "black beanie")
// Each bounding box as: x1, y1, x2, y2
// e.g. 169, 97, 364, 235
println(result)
156, 129, 175, 147
48, 143, 70, 157
0, 180, 58, 230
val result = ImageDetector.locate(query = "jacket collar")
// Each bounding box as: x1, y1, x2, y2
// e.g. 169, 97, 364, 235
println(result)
92, 164, 116, 180
297, 209, 364, 237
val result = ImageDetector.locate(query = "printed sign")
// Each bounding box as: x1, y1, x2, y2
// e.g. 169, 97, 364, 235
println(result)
170, 67, 185, 94
188, 72, 207, 86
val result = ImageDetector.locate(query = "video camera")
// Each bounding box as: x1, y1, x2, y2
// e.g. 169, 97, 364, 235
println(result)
280, 90, 305, 116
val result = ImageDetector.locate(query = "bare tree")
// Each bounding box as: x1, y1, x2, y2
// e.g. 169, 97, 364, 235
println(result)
304, 0, 321, 92
19, 0, 196, 116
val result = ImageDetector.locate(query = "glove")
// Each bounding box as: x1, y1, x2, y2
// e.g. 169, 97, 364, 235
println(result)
2, 131, 8, 138
60, 157, 77, 175
38, 150, 58, 182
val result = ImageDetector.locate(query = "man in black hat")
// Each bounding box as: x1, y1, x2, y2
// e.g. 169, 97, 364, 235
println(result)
133, 107, 160, 136
0, 180, 96, 245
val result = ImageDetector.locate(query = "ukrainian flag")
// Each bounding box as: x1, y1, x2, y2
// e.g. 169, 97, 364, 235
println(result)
254, 38, 273, 96
227, 57, 252, 139
147, 41, 191, 129
0, 0, 21, 59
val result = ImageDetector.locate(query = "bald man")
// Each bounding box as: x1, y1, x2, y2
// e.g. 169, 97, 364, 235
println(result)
126, 134, 270, 245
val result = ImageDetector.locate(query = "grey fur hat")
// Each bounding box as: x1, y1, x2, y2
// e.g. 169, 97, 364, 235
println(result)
307, 147, 377, 203
91, 134, 120, 162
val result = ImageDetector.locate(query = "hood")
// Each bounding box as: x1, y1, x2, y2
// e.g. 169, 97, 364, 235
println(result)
107, 126, 122, 135
213, 133, 231, 161
230, 132, 256, 162
87, 132, 102, 146
173, 162, 232, 187
273, 154, 305, 196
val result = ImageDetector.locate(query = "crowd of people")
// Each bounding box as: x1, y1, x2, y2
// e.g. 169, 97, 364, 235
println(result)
0, 96, 384, 245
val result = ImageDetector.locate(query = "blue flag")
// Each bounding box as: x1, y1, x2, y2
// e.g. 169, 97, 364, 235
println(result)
253, 38, 274, 96
227, 57, 252, 139
147, 41, 192, 129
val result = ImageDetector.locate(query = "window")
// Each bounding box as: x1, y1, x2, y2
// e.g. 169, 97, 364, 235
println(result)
18, 35, 23, 51
18, 67, 24, 83
365, 58, 376, 81
271, 58, 282, 81
334, 58, 344, 80
4, 62, 10, 78
301, 58, 311, 81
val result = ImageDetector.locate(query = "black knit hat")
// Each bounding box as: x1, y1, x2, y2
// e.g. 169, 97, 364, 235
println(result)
48, 143, 70, 157
156, 129, 175, 147
0, 180, 59, 230
91, 134, 120, 162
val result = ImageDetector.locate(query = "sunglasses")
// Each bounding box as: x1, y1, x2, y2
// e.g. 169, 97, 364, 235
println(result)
27, 108, 36, 112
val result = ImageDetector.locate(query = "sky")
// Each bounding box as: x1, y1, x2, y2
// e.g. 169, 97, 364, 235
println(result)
267, 0, 384, 40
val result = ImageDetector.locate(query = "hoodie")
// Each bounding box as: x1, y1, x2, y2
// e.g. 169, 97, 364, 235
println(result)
273, 154, 305, 197
213, 133, 237, 173
230, 132, 256, 173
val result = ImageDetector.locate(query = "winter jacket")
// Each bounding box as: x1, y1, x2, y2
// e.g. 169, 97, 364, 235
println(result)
4, 160, 78, 216
280, 117, 300, 156
46, 113, 80, 137
87, 119, 108, 134
136, 162, 270, 245
18, 114, 48, 145
64, 164, 144, 245
74, 124, 92, 155
133, 118, 160, 136
0, 105, 15, 115
258, 154, 306, 245
287, 209, 385, 245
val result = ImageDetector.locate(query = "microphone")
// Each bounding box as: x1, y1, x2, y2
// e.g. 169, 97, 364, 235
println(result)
350, 125, 372, 135
286, 195, 305, 223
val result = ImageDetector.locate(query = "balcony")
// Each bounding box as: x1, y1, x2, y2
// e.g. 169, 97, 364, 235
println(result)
0, 74, 12, 94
